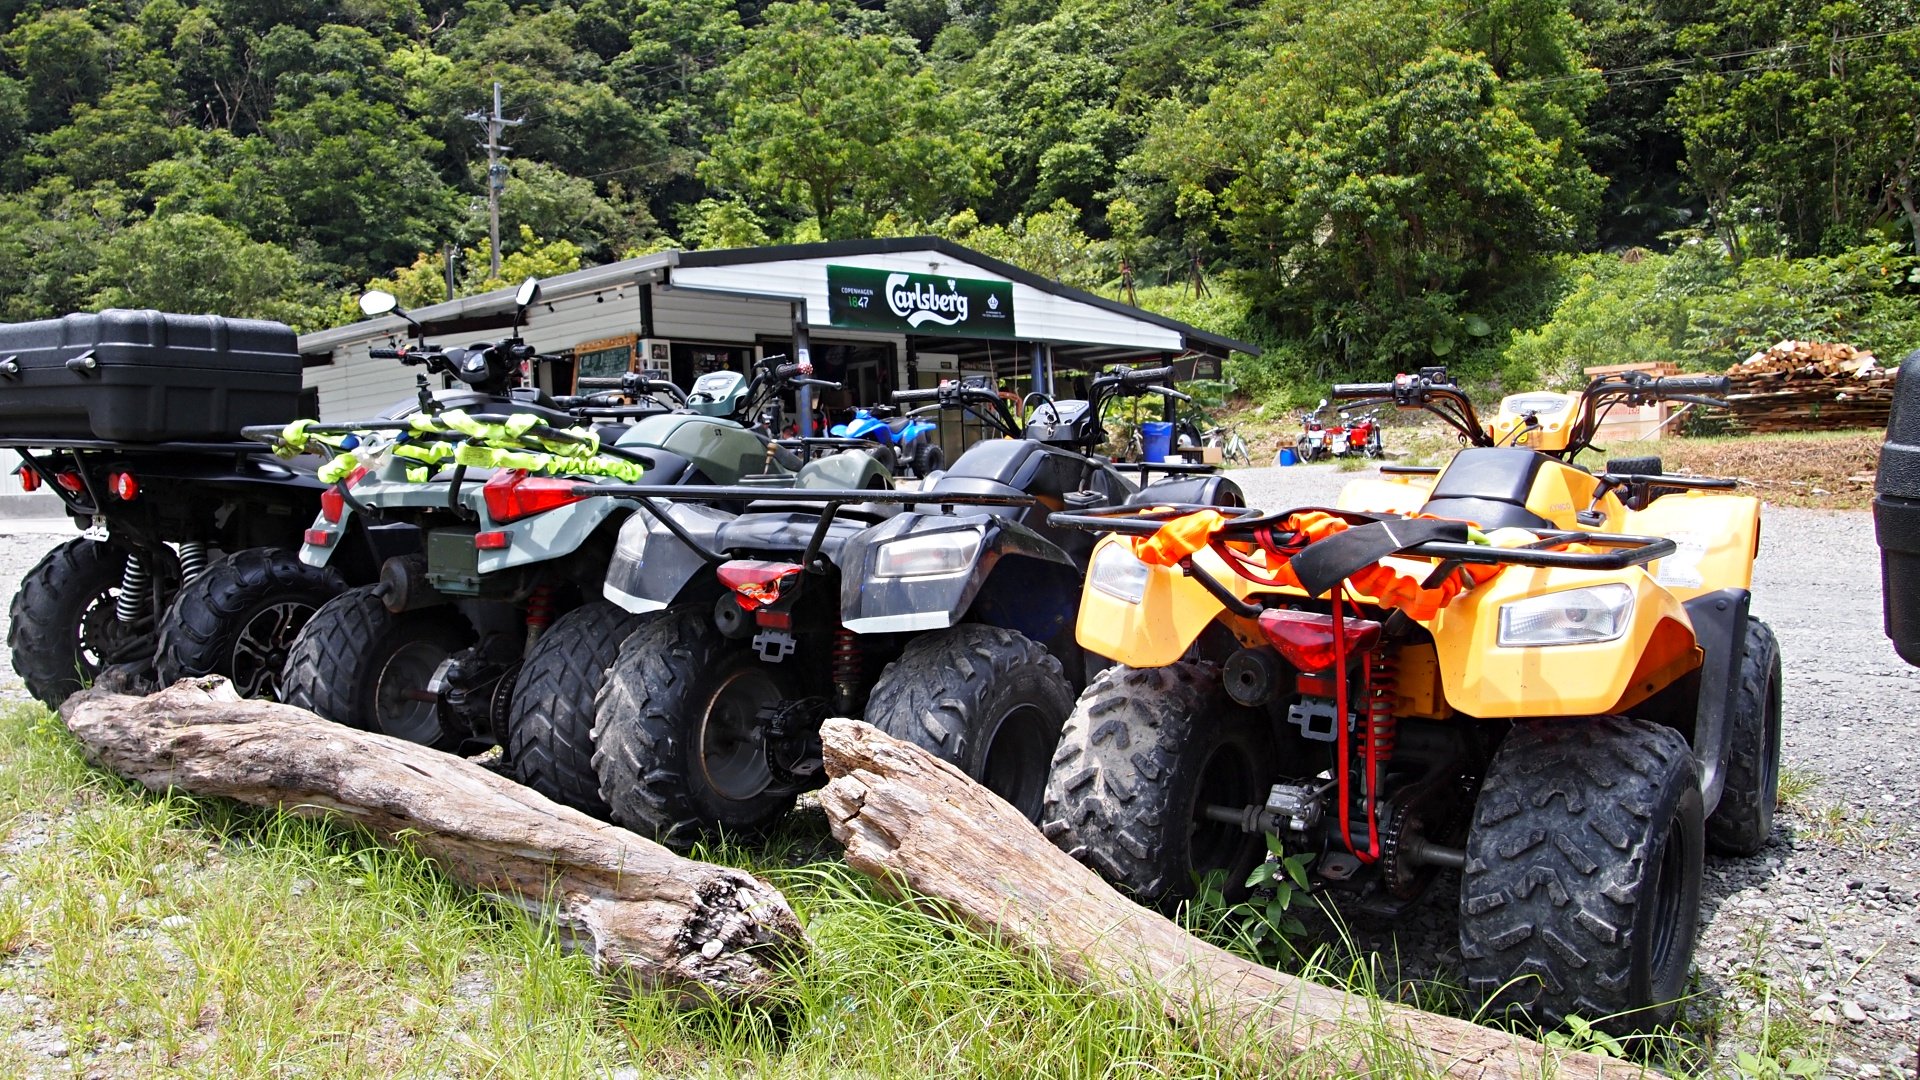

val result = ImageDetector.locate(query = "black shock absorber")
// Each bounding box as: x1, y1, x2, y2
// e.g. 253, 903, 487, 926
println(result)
831, 628, 862, 716
177, 541, 211, 585
115, 554, 151, 623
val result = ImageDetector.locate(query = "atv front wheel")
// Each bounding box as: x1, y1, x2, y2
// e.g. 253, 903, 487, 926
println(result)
912, 440, 945, 478
505, 601, 654, 817
1040, 662, 1276, 906
592, 607, 799, 846
9, 538, 176, 706
154, 547, 345, 698
1706, 618, 1783, 856
280, 585, 476, 749
1459, 715, 1703, 1035
866, 624, 1073, 822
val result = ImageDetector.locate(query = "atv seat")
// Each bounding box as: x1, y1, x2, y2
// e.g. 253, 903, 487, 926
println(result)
930, 438, 1088, 507
1420, 447, 1554, 530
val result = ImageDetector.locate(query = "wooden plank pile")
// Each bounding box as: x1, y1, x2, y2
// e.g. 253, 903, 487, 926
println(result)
1723, 340, 1898, 432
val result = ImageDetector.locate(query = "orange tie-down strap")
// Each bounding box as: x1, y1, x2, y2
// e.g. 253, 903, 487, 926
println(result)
1127, 509, 1588, 620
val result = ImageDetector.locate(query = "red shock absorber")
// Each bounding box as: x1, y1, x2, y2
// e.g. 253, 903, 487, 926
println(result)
1363, 652, 1400, 773
524, 584, 555, 648
831, 628, 862, 715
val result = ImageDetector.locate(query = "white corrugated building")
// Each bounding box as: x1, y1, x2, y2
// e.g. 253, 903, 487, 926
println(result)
298, 238, 1256, 454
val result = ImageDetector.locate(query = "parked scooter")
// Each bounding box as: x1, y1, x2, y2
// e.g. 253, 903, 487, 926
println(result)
584, 367, 1239, 845
1294, 401, 1331, 462
829, 405, 945, 477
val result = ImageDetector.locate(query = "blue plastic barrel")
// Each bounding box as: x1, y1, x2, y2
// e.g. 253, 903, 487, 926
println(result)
1278, 447, 1297, 466
1140, 421, 1173, 463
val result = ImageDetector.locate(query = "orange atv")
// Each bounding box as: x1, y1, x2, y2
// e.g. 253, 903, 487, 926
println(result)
1041, 367, 1779, 1034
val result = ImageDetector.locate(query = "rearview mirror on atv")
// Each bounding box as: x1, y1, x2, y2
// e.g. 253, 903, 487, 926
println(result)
359, 290, 399, 317
515, 277, 541, 308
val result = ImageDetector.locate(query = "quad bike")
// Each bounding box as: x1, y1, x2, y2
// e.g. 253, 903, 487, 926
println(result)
1041, 366, 1778, 1035
261, 314, 884, 816
0, 308, 384, 706
583, 366, 1239, 846
829, 404, 945, 477
1877, 347, 1920, 666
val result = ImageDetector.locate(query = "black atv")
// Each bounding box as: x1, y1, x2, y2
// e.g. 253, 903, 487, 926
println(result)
584, 365, 1242, 845
1877, 347, 1920, 666
0, 310, 385, 705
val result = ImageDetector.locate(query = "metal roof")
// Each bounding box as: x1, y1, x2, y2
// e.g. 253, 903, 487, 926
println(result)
297, 238, 1259, 359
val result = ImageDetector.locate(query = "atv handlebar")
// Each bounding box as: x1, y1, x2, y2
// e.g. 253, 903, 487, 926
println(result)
369, 347, 403, 360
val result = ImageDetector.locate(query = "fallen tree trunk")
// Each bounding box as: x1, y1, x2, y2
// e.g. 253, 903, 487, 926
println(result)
60, 679, 807, 1007
817, 717, 1648, 1079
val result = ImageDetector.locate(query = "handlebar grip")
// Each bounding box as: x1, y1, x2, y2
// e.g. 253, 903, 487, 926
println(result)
1123, 365, 1175, 385
369, 348, 402, 359
1654, 374, 1731, 395
892, 388, 942, 403
1331, 383, 1395, 399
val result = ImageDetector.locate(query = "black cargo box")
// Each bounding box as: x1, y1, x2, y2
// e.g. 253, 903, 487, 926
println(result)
0, 310, 301, 442
1876, 348, 1920, 666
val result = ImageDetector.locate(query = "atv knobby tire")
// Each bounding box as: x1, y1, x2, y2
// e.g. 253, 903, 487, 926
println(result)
866, 623, 1073, 822
280, 585, 475, 749
154, 547, 345, 699
9, 538, 173, 707
1706, 618, 1783, 856
1459, 715, 1704, 1035
592, 607, 798, 847
1605, 455, 1664, 476
506, 601, 653, 817
912, 440, 945, 479
1040, 662, 1276, 907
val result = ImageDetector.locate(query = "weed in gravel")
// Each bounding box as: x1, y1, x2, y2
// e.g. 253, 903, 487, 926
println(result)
1774, 766, 1822, 812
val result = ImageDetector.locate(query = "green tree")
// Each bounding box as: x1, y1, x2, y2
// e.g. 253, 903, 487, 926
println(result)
702, 1, 992, 238
87, 212, 328, 328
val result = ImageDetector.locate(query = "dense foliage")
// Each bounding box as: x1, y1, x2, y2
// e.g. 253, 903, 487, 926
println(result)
0, 0, 1915, 385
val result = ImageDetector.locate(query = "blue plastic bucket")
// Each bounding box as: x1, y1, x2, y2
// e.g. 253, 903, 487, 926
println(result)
1140, 421, 1174, 463
1278, 447, 1297, 466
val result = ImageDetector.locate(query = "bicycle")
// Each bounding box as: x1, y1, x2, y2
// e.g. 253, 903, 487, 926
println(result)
1200, 422, 1253, 467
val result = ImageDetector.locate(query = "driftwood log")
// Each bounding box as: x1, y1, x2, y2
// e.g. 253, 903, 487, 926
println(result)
60, 679, 807, 1007
817, 717, 1649, 1079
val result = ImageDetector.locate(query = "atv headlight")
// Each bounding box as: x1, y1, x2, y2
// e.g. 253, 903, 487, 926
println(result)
1497, 584, 1634, 647
875, 528, 982, 579
1088, 541, 1150, 604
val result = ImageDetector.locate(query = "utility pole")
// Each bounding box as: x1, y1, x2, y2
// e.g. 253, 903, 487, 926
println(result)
465, 82, 522, 280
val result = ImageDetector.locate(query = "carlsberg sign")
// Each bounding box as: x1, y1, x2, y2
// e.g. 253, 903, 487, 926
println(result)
827, 265, 1016, 338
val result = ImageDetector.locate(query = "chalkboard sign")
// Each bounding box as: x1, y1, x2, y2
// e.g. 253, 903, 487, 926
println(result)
572, 335, 636, 387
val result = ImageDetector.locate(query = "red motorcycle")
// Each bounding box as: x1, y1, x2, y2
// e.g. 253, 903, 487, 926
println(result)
1340, 408, 1385, 458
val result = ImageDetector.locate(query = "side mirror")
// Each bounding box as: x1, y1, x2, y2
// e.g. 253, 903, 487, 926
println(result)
1319, 397, 1329, 409
515, 277, 541, 307
360, 290, 399, 317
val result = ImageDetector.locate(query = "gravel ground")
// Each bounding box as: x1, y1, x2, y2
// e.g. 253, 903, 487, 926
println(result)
1, 470, 1916, 1073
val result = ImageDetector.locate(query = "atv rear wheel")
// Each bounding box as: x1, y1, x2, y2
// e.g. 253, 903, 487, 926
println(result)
866, 624, 1073, 822
280, 585, 476, 749
1706, 618, 1783, 856
592, 607, 798, 846
1606, 455, 1663, 476
9, 538, 177, 707
912, 440, 945, 478
1040, 662, 1276, 907
506, 601, 653, 817
1459, 715, 1703, 1035
154, 547, 344, 699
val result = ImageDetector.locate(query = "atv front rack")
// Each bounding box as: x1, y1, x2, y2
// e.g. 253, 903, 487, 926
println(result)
580, 483, 1038, 571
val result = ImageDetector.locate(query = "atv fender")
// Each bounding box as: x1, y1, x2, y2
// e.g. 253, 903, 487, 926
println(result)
476, 495, 631, 576
840, 512, 1076, 635
1127, 474, 1244, 508
796, 449, 891, 490
1678, 588, 1751, 817
603, 502, 733, 613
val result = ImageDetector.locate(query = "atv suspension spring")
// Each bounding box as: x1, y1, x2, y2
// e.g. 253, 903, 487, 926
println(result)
831, 628, 862, 714
177, 541, 211, 585
1362, 653, 1400, 780
524, 584, 554, 648
115, 553, 151, 624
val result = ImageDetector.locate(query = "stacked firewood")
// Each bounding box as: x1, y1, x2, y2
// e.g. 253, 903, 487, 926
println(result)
1722, 340, 1898, 432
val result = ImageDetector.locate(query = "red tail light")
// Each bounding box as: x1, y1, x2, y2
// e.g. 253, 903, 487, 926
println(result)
109, 470, 139, 501
15, 466, 39, 493
319, 465, 369, 524
716, 560, 803, 610
481, 470, 589, 524
54, 471, 83, 494
1257, 608, 1382, 674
